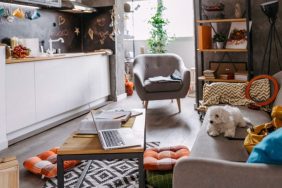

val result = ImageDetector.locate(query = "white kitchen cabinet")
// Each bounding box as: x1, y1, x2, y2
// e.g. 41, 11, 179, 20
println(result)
98, 56, 111, 97
5, 53, 111, 142
35, 59, 68, 121
6, 63, 36, 133
88, 55, 111, 101
65, 56, 90, 110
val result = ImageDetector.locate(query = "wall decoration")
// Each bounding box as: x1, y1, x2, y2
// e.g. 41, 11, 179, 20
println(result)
58, 16, 65, 26
50, 29, 69, 37
96, 17, 106, 27
1, 9, 81, 53
82, 7, 115, 52
99, 31, 109, 45
74, 27, 80, 36
88, 28, 94, 40
109, 7, 115, 41
226, 22, 252, 49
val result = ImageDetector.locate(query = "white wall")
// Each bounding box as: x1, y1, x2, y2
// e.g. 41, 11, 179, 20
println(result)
124, 37, 195, 69
0, 46, 8, 150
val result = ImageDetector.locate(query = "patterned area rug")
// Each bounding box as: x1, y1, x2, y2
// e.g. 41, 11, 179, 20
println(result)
43, 142, 160, 188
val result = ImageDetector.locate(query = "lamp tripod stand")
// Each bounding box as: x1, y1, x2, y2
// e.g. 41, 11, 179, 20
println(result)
261, 1, 282, 75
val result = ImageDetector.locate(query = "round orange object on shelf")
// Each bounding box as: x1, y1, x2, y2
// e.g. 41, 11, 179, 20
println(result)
245, 75, 279, 107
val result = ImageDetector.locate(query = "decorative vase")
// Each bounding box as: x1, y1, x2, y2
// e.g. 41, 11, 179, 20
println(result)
216, 42, 224, 49
235, 2, 242, 18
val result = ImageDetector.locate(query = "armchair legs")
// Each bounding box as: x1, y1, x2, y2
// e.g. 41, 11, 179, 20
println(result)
144, 101, 149, 109
177, 98, 181, 113
143, 99, 181, 112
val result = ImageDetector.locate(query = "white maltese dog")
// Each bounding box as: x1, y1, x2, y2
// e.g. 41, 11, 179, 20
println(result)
204, 105, 250, 138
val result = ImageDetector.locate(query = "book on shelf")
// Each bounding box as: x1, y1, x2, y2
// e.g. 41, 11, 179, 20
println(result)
235, 72, 248, 81
198, 25, 212, 50
203, 70, 215, 79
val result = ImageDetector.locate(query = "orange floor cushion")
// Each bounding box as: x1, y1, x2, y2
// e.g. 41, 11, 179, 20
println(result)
144, 145, 190, 171
23, 147, 80, 178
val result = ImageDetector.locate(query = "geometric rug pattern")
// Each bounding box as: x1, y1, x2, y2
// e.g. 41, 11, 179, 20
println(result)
43, 142, 160, 188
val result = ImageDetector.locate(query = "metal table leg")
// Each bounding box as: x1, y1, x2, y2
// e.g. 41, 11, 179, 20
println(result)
75, 160, 92, 188
138, 154, 145, 188
57, 155, 64, 188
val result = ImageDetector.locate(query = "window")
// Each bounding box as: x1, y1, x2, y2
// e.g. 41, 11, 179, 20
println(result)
125, 0, 194, 40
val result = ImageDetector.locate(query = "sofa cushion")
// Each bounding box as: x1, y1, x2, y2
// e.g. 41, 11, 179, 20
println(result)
203, 82, 252, 106
191, 107, 271, 162
144, 145, 189, 171
144, 79, 182, 93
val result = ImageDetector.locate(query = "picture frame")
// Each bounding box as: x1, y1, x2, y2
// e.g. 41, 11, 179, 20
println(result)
225, 22, 252, 49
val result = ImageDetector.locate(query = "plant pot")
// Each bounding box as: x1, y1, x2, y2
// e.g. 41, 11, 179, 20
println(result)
216, 42, 225, 49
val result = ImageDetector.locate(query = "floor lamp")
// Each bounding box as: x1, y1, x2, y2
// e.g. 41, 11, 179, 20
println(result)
260, 0, 282, 75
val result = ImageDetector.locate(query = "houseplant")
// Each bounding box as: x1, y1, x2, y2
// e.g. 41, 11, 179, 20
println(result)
147, 0, 171, 53
213, 33, 227, 49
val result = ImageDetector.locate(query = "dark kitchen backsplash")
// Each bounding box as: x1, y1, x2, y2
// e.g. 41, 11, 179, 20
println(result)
0, 9, 82, 53
0, 7, 115, 53
82, 7, 115, 53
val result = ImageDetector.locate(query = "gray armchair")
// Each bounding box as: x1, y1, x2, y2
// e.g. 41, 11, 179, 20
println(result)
133, 53, 190, 112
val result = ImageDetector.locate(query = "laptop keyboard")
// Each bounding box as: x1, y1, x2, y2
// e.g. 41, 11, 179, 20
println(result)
101, 130, 125, 147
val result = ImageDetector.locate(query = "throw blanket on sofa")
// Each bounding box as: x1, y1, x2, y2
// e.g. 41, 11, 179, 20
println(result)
244, 106, 282, 153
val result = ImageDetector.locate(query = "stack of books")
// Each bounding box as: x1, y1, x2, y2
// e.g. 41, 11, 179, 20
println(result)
235, 72, 248, 81
203, 70, 215, 79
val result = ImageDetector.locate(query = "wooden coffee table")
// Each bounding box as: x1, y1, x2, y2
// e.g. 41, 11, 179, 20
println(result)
57, 109, 146, 188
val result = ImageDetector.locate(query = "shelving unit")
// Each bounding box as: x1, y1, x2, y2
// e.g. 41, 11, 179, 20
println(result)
197, 49, 248, 52
198, 76, 247, 83
196, 18, 247, 23
193, 0, 253, 107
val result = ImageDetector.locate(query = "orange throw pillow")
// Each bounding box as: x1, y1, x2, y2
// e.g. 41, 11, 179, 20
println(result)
23, 147, 80, 178
144, 145, 190, 171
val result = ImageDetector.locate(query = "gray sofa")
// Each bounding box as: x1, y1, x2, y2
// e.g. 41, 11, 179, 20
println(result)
173, 71, 282, 188
133, 53, 190, 112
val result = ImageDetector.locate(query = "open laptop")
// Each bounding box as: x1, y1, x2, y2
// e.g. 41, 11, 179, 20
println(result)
89, 109, 141, 150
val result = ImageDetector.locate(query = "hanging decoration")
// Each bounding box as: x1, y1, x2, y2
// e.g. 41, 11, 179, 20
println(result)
88, 28, 94, 40
13, 8, 25, 19
26, 10, 41, 20
0, 2, 41, 23
99, 31, 109, 45
74, 27, 80, 36
109, 7, 116, 41
58, 16, 66, 26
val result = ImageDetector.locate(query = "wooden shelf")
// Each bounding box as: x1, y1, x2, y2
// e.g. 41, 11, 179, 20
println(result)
198, 76, 247, 83
196, 18, 247, 23
197, 49, 248, 53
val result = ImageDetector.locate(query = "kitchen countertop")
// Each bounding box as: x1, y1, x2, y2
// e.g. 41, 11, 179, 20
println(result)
6, 51, 112, 64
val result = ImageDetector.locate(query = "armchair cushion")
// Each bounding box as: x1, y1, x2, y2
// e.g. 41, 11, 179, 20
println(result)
144, 79, 182, 93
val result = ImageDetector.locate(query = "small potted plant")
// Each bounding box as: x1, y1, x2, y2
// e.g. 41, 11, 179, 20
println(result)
213, 33, 227, 49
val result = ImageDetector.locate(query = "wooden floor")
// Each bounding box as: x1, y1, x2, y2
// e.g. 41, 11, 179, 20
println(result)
0, 94, 201, 188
